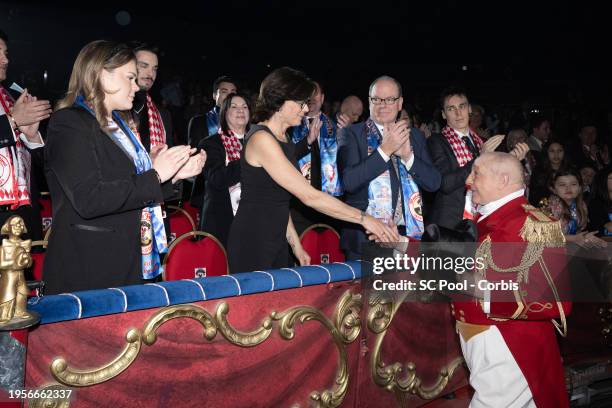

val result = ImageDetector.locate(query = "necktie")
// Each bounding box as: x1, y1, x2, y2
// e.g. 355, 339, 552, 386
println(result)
462, 135, 479, 158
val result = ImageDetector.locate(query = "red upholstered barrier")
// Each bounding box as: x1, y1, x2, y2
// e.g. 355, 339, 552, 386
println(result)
23, 282, 469, 407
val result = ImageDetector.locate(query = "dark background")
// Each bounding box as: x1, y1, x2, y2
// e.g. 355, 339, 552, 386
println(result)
0, 1, 609, 122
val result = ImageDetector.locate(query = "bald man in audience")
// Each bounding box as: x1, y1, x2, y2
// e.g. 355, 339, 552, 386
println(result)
452, 152, 571, 408
338, 95, 363, 125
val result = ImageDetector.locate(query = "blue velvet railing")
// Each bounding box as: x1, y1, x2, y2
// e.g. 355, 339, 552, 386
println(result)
28, 262, 361, 325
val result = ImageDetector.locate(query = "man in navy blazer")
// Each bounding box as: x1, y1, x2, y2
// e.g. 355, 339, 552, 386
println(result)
337, 76, 440, 259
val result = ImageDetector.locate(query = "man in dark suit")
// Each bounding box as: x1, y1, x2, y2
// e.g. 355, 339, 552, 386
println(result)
427, 86, 502, 230
337, 75, 440, 260
130, 43, 173, 152
187, 76, 237, 149
290, 81, 350, 234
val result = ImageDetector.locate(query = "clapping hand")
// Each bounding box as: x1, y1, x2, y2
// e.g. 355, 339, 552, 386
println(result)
10, 90, 51, 141
152, 145, 192, 182
307, 116, 322, 145
172, 150, 207, 183
380, 119, 410, 157
481, 134, 505, 153
336, 113, 351, 130
510, 142, 530, 161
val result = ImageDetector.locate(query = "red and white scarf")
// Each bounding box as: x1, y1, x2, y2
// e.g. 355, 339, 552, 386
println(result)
0, 86, 31, 208
220, 129, 242, 163
146, 93, 166, 147
441, 126, 483, 167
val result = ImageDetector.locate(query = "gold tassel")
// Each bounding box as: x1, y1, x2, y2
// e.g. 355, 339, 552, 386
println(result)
519, 215, 565, 246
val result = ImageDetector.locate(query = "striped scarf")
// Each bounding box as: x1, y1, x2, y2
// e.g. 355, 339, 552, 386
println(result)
219, 129, 242, 162
146, 93, 166, 147
441, 126, 483, 167
0, 86, 31, 208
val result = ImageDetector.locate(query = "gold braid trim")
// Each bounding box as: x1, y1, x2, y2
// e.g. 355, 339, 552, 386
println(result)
519, 206, 566, 246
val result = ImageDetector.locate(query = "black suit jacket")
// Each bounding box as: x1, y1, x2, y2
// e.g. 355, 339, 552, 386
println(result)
44, 107, 174, 294
132, 91, 174, 151
187, 114, 209, 149
337, 122, 440, 257
426, 133, 476, 230
198, 132, 241, 247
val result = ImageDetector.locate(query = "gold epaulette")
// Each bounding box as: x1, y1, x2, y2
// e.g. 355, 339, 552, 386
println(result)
519, 204, 565, 245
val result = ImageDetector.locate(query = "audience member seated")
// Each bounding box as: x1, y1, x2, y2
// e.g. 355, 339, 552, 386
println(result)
588, 168, 612, 237
529, 140, 569, 206
469, 104, 491, 141
571, 121, 610, 171
545, 168, 605, 249
579, 164, 596, 203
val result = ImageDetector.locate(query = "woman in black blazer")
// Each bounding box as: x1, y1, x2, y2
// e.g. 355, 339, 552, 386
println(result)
198, 92, 251, 248
44, 41, 205, 294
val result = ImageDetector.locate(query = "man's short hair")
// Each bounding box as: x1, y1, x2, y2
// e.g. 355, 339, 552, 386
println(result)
0, 29, 8, 42
440, 85, 468, 109
213, 75, 237, 93
368, 75, 402, 97
130, 41, 160, 57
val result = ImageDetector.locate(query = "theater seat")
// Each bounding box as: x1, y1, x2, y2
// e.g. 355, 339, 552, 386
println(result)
182, 202, 200, 226
166, 205, 196, 243
163, 231, 228, 280
299, 223, 345, 265
39, 192, 52, 232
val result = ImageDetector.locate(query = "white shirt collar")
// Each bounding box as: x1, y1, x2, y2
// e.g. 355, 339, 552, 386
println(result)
477, 189, 525, 223
452, 127, 470, 139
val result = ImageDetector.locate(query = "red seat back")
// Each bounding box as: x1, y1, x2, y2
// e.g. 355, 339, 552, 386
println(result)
182, 202, 200, 226
163, 231, 228, 280
39, 194, 53, 233
299, 224, 345, 265
167, 205, 196, 243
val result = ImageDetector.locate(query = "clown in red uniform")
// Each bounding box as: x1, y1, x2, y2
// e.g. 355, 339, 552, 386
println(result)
452, 152, 571, 408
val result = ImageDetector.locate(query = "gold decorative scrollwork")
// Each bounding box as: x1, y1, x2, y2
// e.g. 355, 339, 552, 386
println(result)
271, 290, 362, 408
49, 289, 362, 408
141, 304, 217, 346
368, 292, 464, 402
29, 383, 72, 408
215, 301, 273, 346
51, 328, 141, 386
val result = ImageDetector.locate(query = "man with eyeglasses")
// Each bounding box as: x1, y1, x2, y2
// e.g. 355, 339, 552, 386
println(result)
427, 86, 504, 230
290, 82, 349, 234
337, 75, 440, 260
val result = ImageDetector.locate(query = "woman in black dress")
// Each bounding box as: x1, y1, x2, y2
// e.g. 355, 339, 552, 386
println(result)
227, 67, 393, 273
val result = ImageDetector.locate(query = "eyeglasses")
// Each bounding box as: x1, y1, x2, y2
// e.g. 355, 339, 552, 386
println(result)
294, 100, 309, 110
369, 96, 400, 105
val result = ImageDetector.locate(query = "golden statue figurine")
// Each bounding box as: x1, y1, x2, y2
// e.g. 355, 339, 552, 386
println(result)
0, 215, 40, 330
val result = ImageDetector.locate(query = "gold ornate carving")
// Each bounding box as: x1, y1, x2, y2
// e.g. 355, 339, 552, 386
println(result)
271, 290, 362, 407
215, 301, 273, 347
368, 292, 464, 401
49, 290, 362, 407
52, 328, 141, 386
29, 383, 72, 408
141, 304, 217, 345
